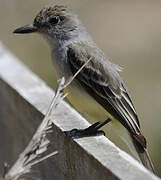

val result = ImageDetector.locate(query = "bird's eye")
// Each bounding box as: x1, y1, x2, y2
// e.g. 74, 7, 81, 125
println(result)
49, 16, 60, 25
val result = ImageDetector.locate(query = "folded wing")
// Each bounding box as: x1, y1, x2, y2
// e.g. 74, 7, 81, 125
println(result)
67, 42, 146, 148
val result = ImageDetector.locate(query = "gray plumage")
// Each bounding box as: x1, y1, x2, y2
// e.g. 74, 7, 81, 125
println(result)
13, 5, 154, 172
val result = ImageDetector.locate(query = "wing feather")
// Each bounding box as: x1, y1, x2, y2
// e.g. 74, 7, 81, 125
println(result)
67, 42, 144, 146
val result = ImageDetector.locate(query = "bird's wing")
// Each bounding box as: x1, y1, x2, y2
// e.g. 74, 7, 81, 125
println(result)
67, 42, 146, 148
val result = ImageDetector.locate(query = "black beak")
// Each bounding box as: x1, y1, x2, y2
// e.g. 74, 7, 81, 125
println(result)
13, 24, 38, 34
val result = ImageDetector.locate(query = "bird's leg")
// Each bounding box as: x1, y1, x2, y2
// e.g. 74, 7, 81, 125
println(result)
64, 118, 111, 138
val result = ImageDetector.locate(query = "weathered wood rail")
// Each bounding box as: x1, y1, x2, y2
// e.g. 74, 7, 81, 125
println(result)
0, 42, 160, 180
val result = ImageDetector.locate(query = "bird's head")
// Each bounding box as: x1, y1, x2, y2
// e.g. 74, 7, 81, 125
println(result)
14, 5, 88, 44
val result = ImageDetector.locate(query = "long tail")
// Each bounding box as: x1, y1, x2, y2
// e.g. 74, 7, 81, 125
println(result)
131, 134, 155, 173
138, 148, 155, 172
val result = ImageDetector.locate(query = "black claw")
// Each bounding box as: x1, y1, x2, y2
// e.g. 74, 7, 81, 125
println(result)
64, 128, 84, 138
64, 128, 105, 139
85, 122, 100, 131
64, 119, 111, 139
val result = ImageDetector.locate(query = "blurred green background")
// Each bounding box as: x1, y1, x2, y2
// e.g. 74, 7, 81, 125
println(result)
0, 0, 161, 176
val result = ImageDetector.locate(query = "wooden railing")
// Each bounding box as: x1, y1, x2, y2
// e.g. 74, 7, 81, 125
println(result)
0, 43, 159, 180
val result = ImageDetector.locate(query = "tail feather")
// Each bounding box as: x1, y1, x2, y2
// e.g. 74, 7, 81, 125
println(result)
131, 134, 155, 173
138, 149, 155, 173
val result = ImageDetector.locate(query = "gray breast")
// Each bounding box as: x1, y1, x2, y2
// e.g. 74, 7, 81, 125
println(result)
51, 46, 72, 79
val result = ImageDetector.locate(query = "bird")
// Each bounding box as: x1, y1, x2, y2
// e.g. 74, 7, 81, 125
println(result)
13, 4, 154, 172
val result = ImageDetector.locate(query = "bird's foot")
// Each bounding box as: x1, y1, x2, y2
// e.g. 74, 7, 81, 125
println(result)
64, 119, 111, 139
